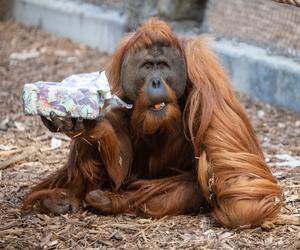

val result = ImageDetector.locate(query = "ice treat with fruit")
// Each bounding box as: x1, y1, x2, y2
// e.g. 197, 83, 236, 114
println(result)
22, 71, 132, 120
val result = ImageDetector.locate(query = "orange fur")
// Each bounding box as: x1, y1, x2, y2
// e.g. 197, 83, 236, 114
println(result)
184, 37, 283, 227
22, 18, 283, 229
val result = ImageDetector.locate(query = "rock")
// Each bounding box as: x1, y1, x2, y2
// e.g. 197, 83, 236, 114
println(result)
264, 237, 273, 246
14, 121, 26, 131
257, 110, 265, 118
51, 137, 62, 149
158, 0, 205, 21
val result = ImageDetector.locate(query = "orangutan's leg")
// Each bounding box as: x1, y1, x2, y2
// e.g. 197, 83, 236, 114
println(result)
85, 173, 205, 217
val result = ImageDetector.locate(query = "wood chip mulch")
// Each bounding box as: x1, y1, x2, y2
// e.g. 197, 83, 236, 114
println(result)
0, 21, 299, 249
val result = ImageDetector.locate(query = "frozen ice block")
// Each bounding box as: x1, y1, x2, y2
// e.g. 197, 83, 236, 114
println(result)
22, 71, 132, 120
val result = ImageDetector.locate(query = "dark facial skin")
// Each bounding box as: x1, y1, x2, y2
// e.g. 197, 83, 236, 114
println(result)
120, 46, 187, 103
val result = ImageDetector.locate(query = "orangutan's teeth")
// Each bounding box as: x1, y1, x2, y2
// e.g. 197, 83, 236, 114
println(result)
160, 102, 166, 108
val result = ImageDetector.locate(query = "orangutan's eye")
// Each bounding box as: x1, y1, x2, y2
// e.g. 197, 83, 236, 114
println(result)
157, 61, 169, 69
142, 62, 154, 69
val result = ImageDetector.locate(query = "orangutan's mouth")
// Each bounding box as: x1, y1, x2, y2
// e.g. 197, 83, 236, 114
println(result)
149, 102, 167, 112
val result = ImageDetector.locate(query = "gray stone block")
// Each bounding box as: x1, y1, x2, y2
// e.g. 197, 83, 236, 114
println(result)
13, 0, 126, 53
210, 40, 300, 113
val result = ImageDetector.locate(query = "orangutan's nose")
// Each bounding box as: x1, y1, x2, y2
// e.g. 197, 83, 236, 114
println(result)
147, 76, 168, 105
150, 76, 162, 89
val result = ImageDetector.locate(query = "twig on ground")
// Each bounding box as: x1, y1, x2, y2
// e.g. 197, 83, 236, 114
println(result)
0, 148, 23, 156
274, 214, 300, 225
0, 221, 19, 231
30, 133, 50, 142
0, 146, 36, 170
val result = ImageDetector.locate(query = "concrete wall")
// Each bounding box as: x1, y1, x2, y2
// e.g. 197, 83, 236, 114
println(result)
125, 0, 207, 32
211, 40, 300, 113
13, 0, 126, 53
204, 0, 300, 60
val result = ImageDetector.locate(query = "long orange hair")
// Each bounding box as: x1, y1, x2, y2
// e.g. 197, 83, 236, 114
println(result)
106, 17, 284, 228
184, 37, 283, 227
